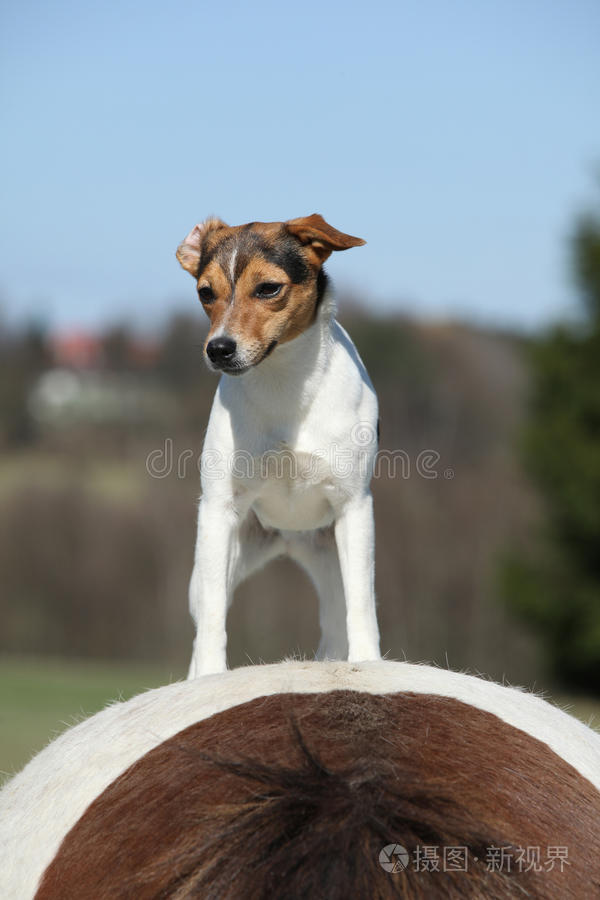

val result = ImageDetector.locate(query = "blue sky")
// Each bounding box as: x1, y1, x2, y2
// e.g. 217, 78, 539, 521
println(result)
1, 0, 599, 332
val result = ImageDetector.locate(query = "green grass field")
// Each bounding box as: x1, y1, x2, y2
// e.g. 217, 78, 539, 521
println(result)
1, 655, 598, 784
0, 655, 185, 782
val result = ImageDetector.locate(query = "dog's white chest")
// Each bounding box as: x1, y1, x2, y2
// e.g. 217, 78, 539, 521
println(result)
249, 446, 337, 532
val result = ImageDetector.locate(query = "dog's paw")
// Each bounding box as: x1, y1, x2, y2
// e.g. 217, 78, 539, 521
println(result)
187, 654, 227, 679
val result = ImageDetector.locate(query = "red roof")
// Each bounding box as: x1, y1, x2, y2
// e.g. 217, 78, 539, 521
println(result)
51, 332, 103, 369
49, 331, 160, 370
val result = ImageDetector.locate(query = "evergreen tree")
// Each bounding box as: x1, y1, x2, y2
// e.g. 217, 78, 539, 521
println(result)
503, 190, 600, 691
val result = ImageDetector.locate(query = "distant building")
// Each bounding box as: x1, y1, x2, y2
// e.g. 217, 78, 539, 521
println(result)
49, 330, 159, 371
50, 332, 103, 369
29, 330, 165, 426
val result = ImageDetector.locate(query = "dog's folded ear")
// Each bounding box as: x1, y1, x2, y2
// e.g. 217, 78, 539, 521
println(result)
285, 214, 365, 263
176, 217, 227, 276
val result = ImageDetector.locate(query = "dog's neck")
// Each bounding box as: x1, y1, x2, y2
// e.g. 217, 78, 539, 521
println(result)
219, 287, 336, 425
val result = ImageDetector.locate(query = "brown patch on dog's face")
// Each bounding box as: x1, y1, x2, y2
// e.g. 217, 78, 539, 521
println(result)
175, 215, 365, 374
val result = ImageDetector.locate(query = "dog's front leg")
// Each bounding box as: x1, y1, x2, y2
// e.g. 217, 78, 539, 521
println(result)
334, 492, 381, 662
187, 499, 239, 678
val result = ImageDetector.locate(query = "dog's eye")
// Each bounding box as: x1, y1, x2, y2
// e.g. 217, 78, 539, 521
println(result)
198, 286, 215, 303
255, 283, 283, 299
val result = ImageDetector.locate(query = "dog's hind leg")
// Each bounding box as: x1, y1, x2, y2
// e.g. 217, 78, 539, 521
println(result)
231, 512, 287, 590
287, 527, 349, 661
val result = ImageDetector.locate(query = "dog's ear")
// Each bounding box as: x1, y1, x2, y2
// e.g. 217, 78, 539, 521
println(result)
285, 214, 365, 263
176, 217, 227, 276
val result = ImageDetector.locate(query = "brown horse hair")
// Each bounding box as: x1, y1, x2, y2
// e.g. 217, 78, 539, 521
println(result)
37, 690, 600, 899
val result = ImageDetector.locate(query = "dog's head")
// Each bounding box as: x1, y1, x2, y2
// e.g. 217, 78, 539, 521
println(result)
175, 215, 365, 375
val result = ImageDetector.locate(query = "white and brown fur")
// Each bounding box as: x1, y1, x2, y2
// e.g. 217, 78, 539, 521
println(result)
175, 215, 380, 677
1, 661, 599, 898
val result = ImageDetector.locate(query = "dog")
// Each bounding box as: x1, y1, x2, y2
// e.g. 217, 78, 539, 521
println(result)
176, 214, 380, 677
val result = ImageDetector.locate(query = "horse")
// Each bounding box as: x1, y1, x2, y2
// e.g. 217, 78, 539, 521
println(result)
1, 660, 599, 898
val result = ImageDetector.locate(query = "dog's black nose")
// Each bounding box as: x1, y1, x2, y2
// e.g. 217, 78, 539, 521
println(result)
206, 336, 237, 366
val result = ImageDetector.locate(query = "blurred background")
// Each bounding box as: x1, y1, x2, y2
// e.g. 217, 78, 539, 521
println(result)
2, 0, 600, 775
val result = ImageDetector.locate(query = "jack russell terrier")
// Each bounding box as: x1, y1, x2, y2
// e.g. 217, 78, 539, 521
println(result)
176, 214, 380, 677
